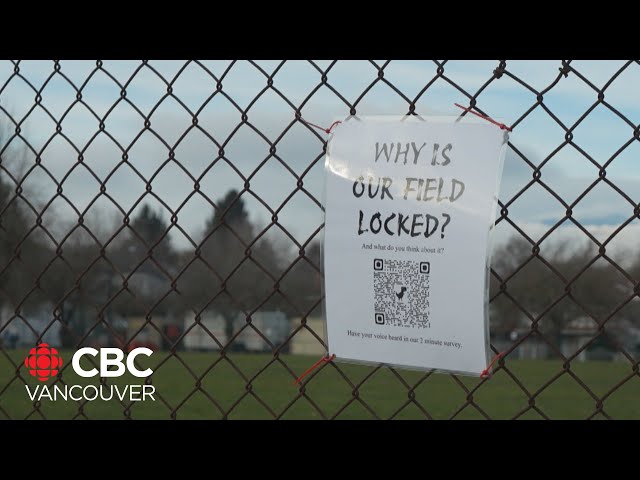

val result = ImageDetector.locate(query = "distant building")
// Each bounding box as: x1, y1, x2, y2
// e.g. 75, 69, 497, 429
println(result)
235, 311, 289, 353
0, 303, 60, 348
182, 310, 289, 352
182, 311, 228, 351
126, 316, 166, 351
289, 317, 326, 356
492, 316, 638, 361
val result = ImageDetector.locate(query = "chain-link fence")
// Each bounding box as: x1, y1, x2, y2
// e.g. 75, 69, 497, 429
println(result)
0, 60, 639, 419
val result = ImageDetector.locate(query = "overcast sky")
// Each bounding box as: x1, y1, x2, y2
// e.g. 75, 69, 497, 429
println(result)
0, 60, 638, 263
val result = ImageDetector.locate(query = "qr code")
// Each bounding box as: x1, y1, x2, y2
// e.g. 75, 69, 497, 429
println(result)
373, 258, 431, 328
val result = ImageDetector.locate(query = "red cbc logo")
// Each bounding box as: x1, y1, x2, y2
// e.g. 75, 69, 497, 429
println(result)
24, 343, 63, 382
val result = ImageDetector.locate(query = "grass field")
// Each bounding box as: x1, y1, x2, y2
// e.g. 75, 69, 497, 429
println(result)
1, 350, 639, 419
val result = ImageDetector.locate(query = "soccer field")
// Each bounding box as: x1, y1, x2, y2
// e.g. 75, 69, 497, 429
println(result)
1, 351, 638, 419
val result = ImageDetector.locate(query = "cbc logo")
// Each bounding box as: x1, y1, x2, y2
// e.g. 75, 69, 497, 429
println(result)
24, 346, 153, 381
24, 343, 63, 382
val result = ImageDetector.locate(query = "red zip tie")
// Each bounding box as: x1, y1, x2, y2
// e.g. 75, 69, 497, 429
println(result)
293, 354, 336, 386
300, 118, 342, 134
480, 352, 505, 379
454, 103, 512, 132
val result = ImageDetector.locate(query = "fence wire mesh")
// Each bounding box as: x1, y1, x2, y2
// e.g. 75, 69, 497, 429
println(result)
0, 60, 639, 419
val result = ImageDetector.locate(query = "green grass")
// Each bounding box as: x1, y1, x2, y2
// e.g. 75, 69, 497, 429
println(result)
1, 350, 639, 419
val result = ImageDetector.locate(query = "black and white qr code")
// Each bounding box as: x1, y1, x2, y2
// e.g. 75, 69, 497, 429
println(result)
373, 258, 431, 328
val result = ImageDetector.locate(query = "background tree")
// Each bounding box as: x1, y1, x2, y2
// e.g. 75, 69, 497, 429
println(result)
0, 124, 54, 344
107, 203, 177, 317
490, 235, 635, 356
180, 189, 285, 346
0, 176, 37, 308
279, 241, 323, 317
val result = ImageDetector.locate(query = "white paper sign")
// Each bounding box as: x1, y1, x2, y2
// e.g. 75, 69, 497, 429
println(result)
323, 116, 508, 376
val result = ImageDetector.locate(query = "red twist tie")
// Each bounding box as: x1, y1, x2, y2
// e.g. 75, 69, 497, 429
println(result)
480, 352, 505, 379
454, 103, 512, 132
300, 118, 342, 134
293, 354, 336, 386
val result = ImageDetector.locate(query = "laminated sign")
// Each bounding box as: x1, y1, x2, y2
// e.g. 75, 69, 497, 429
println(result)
323, 116, 508, 376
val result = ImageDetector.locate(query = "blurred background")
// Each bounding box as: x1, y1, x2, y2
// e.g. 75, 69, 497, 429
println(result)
0, 60, 638, 419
